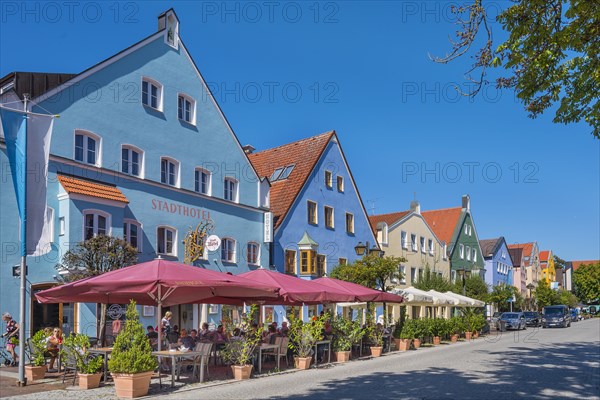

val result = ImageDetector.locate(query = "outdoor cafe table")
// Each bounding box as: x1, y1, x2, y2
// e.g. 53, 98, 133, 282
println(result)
258, 343, 280, 374
152, 349, 208, 387
88, 347, 113, 382
313, 340, 331, 367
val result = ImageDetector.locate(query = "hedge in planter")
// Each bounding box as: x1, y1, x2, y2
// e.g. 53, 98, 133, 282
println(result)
108, 301, 157, 398
332, 317, 362, 362
221, 305, 261, 379
61, 333, 104, 389
25, 330, 48, 381
288, 313, 326, 369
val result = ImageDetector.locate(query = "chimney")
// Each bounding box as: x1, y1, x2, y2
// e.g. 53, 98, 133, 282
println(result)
242, 144, 256, 154
462, 194, 470, 211
410, 200, 421, 214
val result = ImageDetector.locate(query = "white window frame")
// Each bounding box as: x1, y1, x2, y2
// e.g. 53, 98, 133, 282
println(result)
459, 244, 465, 259
428, 239, 434, 255
420, 236, 426, 253
466, 246, 471, 261
82, 209, 111, 240
246, 242, 260, 265
74, 130, 102, 167
141, 76, 163, 111
59, 216, 65, 236
177, 92, 196, 125
223, 177, 239, 202
325, 170, 333, 189
401, 231, 408, 249
399, 265, 406, 284
121, 144, 144, 178
337, 175, 344, 192
324, 206, 334, 229
123, 219, 142, 252
157, 225, 177, 256
221, 237, 237, 263
443, 244, 448, 260
410, 234, 417, 252
381, 223, 388, 245
473, 248, 477, 262
195, 167, 212, 195
345, 212, 354, 234
307, 201, 318, 225
160, 157, 180, 187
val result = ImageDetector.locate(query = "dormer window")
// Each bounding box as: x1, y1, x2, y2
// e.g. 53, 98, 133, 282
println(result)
271, 165, 294, 182
142, 77, 163, 111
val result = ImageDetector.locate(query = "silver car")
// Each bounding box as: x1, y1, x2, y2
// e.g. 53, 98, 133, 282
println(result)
498, 312, 527, 330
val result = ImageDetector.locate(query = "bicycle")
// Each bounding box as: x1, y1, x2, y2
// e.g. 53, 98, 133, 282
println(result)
0, 337, 16, 366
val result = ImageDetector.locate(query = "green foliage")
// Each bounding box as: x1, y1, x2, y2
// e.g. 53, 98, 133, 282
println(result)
29, 330, 48, 367
449, 316, 465, 335
573, 263, 600, 303
399, 319, 416, 340
108, 301, 157, 374
433, 0, 599, 137
412, 319, 428, 339
460, 308, 486, 332
414, 267, 453, 292
489, 283, 523, 312
61, 333, 104, 374
330, 254, 407, 292
558, 289, 579, 308
534, 280, 559, 310
392, 308, 406, 339
453, 275, 489, 302
428, 318, 448, 337
331, 316, 363, 352
288, 313, 327, 358
221, 305, 262, 366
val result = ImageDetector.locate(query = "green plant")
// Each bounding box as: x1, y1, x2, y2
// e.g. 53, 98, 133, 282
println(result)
412, 318, 428, 339
29, 330, 48, 367
429, 318, 445, 337
108, 300, 157, 374
332, 317, 363, 352
399, 319, 416, 340
221, 305, 261, 366
288, 313, 327, 358
449, 316, 465, 335
61, 333, 103, 374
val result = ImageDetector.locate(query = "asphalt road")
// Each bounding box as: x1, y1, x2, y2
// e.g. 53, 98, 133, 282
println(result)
164, 318, 600, 400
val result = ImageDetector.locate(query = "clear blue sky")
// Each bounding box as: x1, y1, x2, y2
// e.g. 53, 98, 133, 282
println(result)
2, 1, 598, 261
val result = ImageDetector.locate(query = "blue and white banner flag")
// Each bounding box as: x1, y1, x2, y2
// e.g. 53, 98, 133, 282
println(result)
0, 106, 54, 256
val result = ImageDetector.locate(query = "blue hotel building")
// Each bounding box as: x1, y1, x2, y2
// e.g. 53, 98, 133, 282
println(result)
0, 9, 270, 337
480, 237, 514, 288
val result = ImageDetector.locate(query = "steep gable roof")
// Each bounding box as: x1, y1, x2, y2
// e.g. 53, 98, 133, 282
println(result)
508, 243, 535, 267
539, 250, 550, 262
248, 131, 335, 229
569, 260, 600, 271
368, 211, 410, 231
479, 238, 501, 258
421, 207, 463, 245
508, 247, 524, 267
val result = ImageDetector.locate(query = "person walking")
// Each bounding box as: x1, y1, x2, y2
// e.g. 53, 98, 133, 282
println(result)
2, 312, 19, 366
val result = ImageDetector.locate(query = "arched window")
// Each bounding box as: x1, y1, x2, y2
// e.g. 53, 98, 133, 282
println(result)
157, 226, 176, 256
195, 168, 212, 195
83, 209, 111, 240
141, 77, 163, 111
224, 177, 238, 202
123, 219, 142, 252
160, 157, 180, 187
74, 130, 101, 166
247, 242, 260, 265
121, 145, 144, 178
221, 238, 237, 263
178, 93, 196, 125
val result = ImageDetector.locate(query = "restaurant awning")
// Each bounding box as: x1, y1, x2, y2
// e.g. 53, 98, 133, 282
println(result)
312, 277, 404, 303
443, 291, 486, 307
428, 289, 462, 305
391, 287, 434, 304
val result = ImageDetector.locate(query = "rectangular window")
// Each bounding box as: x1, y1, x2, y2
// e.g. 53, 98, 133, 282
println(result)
161, 159, 177, 186
224, 178, 237, 201
142, 80, 160, 109
59, 217, 65, 236
459, 244, 465, 259
410, 267, 416, 284
300, 250, 316, 275
399, 265, 406, 284
401, 231, 408, 249
466, 246, 471, 261
345, 213, 354, 234
428, 239, 434, 255
418, 268, 424, 281
473, 248, 477, 262
157, 227, 175, 255
285, 250, 296, 275
123, 221, 140, 251
420, 236, 425, 253
247, 243, 259, 265
75, 134, 97, 165
411, 234, 417, 251
324, 206, 334, 228
338, 258, 347, 266
464, 225, 468, 235
122, 147, 141, 177
307, 201, 317, 224
316, 254, 326, 277
325, 170, 333, 188
337, 176, 344, 192
195, 169, 211, 195
178, 95, 193, 123
221, 238, 236, 262
84, 213, 107, 240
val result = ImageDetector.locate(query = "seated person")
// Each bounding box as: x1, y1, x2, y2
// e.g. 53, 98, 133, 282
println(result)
46, 327, 62, 372
212, 325, 228, 347
199, 322, 210, 339
146, 326, 158, 349
263, 325, 278, 344
189, 329, 199, 347
177, 329, 195, 349
279, 321, 289, 337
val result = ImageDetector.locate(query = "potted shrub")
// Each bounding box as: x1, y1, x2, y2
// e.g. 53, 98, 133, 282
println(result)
392, 317, 404, 351
62, 333, 104, 389
430, 319, 443, 346
288, 313, 326, 369
26, 330, 47, 381
398, 319, 415, 351
367, 322, 384, 358
221, 305, 261, 380
108, 301, 157, 398
412, 319, 427, 349
450, 317, 464, 342
332, 317, 362, 362
473, 314, 486, 338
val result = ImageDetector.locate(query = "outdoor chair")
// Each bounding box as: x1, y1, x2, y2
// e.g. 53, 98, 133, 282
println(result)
61, 351, 77, 386
176, 342, 212, 382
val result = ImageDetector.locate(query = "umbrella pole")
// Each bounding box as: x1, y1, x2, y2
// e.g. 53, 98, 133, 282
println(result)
157, 286, 162, 352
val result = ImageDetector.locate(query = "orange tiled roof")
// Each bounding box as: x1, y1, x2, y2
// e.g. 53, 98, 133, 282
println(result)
570, 260, 600, 271
368, 211, 410, 231
421, 207, 463, 244
57, 175, 128, 203
539, 250, 550, 262
508, 242, 535, 267
248, 131, 335, 229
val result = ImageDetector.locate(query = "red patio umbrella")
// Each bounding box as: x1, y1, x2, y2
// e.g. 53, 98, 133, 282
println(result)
312, 276, 404, 303
238, 269, 357, 305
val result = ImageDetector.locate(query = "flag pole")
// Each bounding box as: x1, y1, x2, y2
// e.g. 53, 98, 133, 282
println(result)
17, 95, 29, 386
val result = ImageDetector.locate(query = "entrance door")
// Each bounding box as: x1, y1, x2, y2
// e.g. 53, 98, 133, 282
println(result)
31, 284, 76, 335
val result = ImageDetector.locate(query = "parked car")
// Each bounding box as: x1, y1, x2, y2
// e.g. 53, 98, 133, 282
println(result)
523, 311, 542, 327
490, 312, 502, 328
542, 305, 571, 328
570, 308, 580, 322
498, 312, 527, 330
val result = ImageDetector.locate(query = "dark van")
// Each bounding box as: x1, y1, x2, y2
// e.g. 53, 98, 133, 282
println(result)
542, 305, 571, 328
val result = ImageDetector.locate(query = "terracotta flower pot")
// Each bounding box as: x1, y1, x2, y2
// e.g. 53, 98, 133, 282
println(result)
433, 336, 441, 345
112, 371, 153, 399
25, 365, 46, 381
294, 356, 312, 370
398, 339, 411, 351
473, 331, 479, 339
370, 346, 383, 357
465, 331, 472, 341
413, 339, 421, 349
450, 334, 459, 343
335, 351, 351, 362
79, 372, 102, 389
232, 365, 253, 380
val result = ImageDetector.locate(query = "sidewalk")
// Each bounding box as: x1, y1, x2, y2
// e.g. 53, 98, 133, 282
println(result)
0, 367, 67, 398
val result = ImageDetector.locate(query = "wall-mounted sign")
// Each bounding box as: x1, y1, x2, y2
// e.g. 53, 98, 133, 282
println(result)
107, 304, 124, 320
264, 212, 273, 243
151, 198, 211, 221
205, 235, 221, 252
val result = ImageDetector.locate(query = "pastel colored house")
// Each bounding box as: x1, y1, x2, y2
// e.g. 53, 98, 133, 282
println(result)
563, 260, 600, 292
508, 242, 541, 296
539, 250, 557, 287
479, 237, 514, 288
248, 131, 377, 322
0, 9, 270, 336
421, 195, 485, 283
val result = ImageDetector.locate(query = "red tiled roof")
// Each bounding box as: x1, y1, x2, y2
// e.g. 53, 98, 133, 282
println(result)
570, 260, 600, 271
368, 211, 410, 231
421, 207, 462, 244
539, 250, 550, 262
508, 243, 535, 267
248, 131, 335, 229
57, 175, 129, 203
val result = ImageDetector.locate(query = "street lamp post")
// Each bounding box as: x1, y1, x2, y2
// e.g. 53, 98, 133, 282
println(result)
354, 241, 384, 258
526, 283, 535, 311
